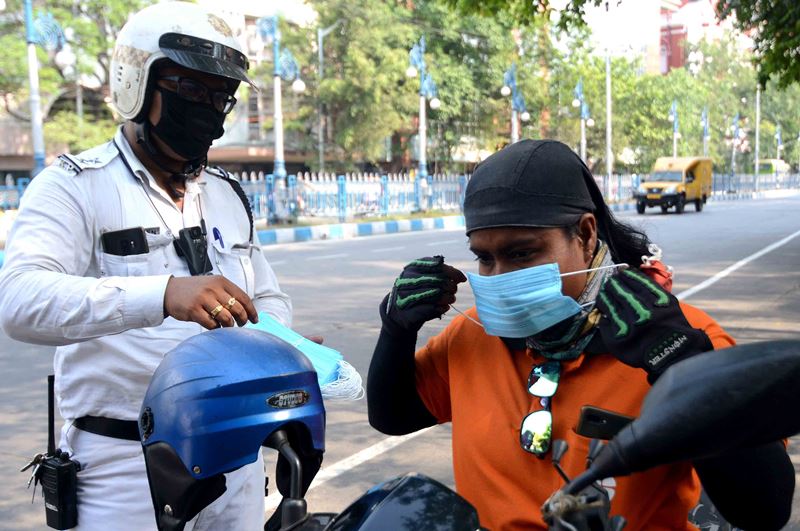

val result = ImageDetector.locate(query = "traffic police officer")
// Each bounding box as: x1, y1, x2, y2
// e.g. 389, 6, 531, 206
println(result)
0, 2, 290, 528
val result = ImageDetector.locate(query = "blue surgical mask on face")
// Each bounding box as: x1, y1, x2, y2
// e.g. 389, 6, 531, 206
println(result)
467, 263, 582, 338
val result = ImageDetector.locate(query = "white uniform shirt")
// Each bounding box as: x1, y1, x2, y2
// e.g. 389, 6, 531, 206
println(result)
0, 128, 292, 420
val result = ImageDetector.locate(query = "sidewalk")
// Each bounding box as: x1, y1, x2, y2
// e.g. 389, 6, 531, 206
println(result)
711, 188, 800, 201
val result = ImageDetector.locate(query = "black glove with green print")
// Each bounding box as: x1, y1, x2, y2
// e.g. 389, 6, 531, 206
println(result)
595, 268, 714, 383
380, 256, 466, 333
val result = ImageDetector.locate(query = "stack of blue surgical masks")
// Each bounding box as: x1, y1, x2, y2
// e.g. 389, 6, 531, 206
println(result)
246, 313, 364, 400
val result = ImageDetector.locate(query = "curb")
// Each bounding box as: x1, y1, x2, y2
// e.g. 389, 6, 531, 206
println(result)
257, 202, 628, 246
610, 202, 634, 213
710, 189, 800, 201
256, 215, 467, 245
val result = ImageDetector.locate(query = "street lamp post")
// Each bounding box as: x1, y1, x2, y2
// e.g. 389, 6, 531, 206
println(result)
258, 15, 305, 179
572, 78, 593, 162
604, 1, 613, 187
701, 107, 710, 157
23, 0, 45, 177
407, 36, 441, 183
317, 20, 343, 173
23, 2, 64, 177
668, 100, 679, 158
754, 85, 761, 192
775, 125, 782, 161
730, 113, 740, 187
501, 63, 529, 144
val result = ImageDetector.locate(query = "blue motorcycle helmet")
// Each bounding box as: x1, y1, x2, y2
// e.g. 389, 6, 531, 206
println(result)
139, 328, 326, 531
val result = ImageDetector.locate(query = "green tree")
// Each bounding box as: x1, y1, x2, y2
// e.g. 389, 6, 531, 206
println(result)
445, 0, 604, 33
407, 1, 517, 169
268, 0, 416, 172
1, 0, 153, 153
446, 0, 800, 88
760, 82, 800, 169
43, 111, 119, 153
717, 0, 800, 88
278, 0, 518, 172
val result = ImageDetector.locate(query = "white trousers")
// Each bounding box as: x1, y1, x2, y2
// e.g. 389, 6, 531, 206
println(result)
61, 426, 266, 530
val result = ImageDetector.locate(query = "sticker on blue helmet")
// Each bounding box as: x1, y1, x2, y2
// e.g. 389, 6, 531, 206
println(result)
267, 390, 310, 409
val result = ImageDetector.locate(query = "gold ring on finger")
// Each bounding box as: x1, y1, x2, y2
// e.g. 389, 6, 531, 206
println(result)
225, 297, 237, 310
210, 304, 224, 319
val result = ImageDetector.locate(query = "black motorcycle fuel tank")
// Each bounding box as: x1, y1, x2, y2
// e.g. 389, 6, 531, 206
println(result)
324, 473, 482, 531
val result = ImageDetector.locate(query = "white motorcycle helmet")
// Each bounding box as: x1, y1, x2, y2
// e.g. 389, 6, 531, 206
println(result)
110, 1, 254, 121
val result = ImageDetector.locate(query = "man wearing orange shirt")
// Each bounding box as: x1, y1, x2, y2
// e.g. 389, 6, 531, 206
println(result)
368, 140, 793, 530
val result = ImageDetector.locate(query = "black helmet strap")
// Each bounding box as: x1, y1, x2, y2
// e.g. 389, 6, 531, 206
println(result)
134, 121, 206, 199
142, 442, 227, 531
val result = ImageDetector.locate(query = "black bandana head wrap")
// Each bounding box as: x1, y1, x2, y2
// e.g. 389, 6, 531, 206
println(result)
465, 139, 601, 235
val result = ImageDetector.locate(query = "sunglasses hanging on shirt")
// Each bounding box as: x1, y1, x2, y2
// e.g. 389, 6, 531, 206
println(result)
520, 361, 561, 457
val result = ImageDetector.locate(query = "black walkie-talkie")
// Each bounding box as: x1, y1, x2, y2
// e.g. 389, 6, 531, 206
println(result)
38, 375, 80, 529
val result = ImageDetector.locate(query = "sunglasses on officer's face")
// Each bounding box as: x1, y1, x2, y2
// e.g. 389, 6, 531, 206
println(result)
157, 76, 237, 114
520, 361, 560, 457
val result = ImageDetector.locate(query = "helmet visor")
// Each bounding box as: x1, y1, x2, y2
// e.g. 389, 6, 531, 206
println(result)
159, 32, 255, 88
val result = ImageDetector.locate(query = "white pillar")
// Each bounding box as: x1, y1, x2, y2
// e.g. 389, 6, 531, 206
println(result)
418, 94, 427, 177
273, 73, 286, 177
254, 50, 264, 141
605, 50, 613, 184
317, 28, 325, 172
24, 0, 45, 176
76, 81, 83, 125
511, 109, 519, 144
26, 42, 45, 175
580, 118, 586, 162
754, 85, 761, 192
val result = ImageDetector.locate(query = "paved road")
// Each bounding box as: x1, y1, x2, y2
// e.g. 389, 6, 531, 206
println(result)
0, 195, 799, 529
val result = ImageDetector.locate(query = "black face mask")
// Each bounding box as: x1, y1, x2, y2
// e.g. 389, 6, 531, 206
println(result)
152, 87, 226, 160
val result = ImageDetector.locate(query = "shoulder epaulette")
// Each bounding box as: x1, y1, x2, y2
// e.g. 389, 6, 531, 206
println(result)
56, 154, 83, 176
55, 141, 119, 176
205, 165, 232, 180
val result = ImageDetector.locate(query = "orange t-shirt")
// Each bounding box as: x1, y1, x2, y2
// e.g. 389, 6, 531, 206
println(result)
415, 302, 735, 531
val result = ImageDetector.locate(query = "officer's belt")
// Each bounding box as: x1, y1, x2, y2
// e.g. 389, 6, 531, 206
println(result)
74, 416, 140, 441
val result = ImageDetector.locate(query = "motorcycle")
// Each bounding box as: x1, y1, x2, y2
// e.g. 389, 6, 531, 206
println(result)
540, 338, 800, 531
140, 334, 800, 531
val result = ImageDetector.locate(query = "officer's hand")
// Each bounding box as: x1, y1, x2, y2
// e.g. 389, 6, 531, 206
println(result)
595, 268, 713, 383
380, 256, 467, 333
163, 275, 259, 330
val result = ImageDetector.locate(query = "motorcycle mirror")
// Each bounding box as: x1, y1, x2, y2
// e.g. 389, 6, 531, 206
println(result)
551, 440, 568, 466
566, 340, 800, 494
586, 439, 604, 468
